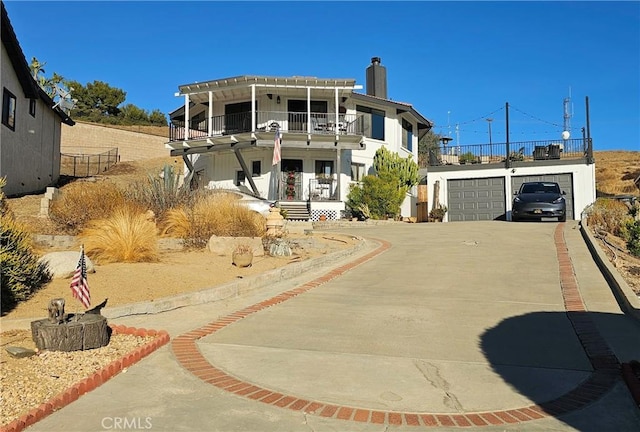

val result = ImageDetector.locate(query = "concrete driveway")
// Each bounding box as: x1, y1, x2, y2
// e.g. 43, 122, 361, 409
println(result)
23, 221, 640, 431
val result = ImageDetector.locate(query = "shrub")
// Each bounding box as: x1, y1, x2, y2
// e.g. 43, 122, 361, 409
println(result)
347, 175, 405, 220
124, 164, 193, 220
0, 178, 51, 312
78, 207, 159, 263
49, 181, 129, 234
624, 220, 640, 257
586, 198, 633, 237
160, 193, 266, 249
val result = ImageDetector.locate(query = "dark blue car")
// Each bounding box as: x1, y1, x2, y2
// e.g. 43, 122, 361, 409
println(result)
511, 182, 567, 222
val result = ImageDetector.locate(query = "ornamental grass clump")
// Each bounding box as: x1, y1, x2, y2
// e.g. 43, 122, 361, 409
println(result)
79, 207, 159, 263
0, 178, 51, 312
586, 198, 633, 237
49, 181, 130, 234
160, 193, 266, 249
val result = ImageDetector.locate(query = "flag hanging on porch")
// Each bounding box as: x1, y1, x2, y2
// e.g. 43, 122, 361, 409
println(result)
70, 245, 91, 309
272, 126, 281, 166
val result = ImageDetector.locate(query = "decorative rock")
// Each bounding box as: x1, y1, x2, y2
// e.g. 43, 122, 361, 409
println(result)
207, 236, 264, 256
265, 207, 285, 237
269, 238, 292, 257
5, 346, 37, 358
31, 313, 110, 351
39, 251, 95, 279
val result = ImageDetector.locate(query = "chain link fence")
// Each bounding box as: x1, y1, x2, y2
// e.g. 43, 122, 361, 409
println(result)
60, 148, 119, 177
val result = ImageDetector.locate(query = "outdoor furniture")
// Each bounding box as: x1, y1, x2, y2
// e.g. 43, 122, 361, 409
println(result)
533, 146, 547, 160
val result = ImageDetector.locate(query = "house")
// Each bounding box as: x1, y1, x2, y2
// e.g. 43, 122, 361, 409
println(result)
0, 1, 74, 197
421, 121, 596, 221
166, 57, 432, 220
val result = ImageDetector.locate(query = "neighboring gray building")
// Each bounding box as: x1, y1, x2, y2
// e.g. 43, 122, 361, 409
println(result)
1, 1, 74, 197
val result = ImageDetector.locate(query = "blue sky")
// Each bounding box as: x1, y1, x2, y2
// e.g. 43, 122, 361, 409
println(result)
5, 1, 639, 151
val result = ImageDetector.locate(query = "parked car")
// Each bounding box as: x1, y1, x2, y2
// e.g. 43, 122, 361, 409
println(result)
511, 181, 566, 222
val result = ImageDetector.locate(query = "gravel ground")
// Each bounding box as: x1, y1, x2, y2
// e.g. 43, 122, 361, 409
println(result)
0, 329, 155, 427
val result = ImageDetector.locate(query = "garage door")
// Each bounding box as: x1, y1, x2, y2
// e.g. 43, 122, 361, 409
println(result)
447, 177, 506, 221
511, 174, 574, 220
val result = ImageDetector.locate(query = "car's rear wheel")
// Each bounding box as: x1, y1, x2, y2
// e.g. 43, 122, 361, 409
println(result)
559, 215, 566, 222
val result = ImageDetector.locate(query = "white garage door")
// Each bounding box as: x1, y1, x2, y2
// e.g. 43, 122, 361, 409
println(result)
447, 177, 506, 221
511, 174, 574, 220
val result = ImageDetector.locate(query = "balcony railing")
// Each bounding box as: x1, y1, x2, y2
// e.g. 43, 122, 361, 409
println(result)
309, 177, 337, 201
421, 138, 592, 168
169, 111, 363, 142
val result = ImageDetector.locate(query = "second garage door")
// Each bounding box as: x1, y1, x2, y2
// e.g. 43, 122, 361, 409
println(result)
511, 173, 574, 220
447, 177, 506, 221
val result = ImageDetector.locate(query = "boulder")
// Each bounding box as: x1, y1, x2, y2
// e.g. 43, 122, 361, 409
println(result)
207, 236, 264, 257
39, 251, 96, 279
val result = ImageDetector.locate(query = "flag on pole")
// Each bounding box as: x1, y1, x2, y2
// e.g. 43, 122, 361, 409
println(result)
70, 245, 91, 309
272, 127, 281, 166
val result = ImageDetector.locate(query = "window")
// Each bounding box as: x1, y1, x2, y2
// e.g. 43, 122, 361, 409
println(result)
2, 88, 16, 131
315, 160, 334, 177
402, 119, 413, 151
356, 105, 385, 140
235, 170, 246, 186
350, 163, 366, 181
29, 99, 36, 117
225, 101, 255, 133
252, 160, 261, 177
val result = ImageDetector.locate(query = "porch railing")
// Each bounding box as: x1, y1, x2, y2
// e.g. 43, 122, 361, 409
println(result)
309, 178, 337, 201
169, 111, 363, 141
422, 138, 592, 168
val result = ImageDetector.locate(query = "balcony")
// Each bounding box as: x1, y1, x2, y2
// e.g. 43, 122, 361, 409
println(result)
169, 111, 363, 142
420, 138, 592, 169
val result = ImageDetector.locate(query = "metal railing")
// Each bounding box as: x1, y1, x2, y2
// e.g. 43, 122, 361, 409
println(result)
60, 148, 119, 177
309, 177, 338, 201
422, 138, 591, 168
169, 111, 363, 141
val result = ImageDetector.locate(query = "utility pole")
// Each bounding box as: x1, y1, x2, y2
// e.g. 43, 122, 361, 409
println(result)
486, 118, 493, 159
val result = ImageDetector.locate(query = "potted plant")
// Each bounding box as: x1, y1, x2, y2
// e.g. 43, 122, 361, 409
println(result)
429, 205, 447, 222
459, 152, 477, 165
232, 244, 253, 267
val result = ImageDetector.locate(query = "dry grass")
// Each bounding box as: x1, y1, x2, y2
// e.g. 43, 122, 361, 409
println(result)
160, 193, 266, 248
594, 151, 640, 196
79, 207, 159, 263
587, 198, 634, 237
48, 181, 132, 235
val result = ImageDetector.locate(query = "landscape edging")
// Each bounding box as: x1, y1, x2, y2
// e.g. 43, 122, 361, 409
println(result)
0, 325, 170, 432
579, 218, 640, 323
101, 234, 371, 319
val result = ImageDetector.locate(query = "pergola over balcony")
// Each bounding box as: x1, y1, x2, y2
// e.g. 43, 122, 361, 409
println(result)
167, 75, 365, 150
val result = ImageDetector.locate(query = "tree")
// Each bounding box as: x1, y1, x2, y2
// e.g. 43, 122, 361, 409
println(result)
29, 57, 66, 99
418, 130, 442, 167
149, 109, 168, 126
67, 80, 126, 122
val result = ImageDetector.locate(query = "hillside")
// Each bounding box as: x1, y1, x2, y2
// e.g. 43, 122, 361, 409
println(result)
593, 151, 640, 197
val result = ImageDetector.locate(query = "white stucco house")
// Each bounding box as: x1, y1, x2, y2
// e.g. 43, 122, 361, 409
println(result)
1, 1, 74, 197
166, 57, 433, 220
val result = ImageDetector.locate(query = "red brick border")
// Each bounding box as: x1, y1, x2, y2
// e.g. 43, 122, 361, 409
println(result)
172, 227, 623, 426
0, 326, 170, 432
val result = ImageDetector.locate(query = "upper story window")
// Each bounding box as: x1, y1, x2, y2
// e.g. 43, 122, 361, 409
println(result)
356, 105, 385, 140
29, 99, 36, 117
2, 88, 17, 131
402, 119, 413, 151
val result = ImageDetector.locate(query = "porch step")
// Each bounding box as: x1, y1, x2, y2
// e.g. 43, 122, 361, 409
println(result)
279, 202, 310, 221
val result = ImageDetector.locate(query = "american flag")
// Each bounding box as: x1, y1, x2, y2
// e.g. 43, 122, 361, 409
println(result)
272, 127, 281, 166
70, 246, 91, 309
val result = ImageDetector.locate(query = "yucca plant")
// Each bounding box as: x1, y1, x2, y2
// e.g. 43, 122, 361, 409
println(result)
0, 178, 51, 312
79, 207, 159, 263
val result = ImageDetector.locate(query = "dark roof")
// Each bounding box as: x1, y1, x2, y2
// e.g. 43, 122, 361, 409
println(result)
351, 93, 433, 132
1, 1, 74, 126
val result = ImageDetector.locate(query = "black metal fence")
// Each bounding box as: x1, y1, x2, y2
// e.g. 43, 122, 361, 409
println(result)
423, 138, 592, 168
60, 148, 119, 177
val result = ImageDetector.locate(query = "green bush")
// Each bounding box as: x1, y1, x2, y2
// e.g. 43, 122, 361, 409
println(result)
0, 178, 51, 312
347, 175, 405, 220
624, 220, 640, 257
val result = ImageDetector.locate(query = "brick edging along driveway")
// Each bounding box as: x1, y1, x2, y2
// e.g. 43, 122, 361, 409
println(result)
172, 225, 625, 427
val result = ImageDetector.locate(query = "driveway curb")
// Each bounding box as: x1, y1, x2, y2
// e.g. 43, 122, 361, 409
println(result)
579, 218, 640, 323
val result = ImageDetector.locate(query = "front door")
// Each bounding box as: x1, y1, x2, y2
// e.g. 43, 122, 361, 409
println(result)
281, 159, 303, 200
